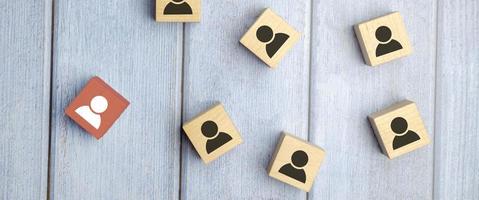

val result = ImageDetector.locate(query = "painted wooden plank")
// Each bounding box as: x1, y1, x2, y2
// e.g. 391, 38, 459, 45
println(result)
49, 0, 182, 199
434, 0, 479, 199
0, 0, 52, 199
309, 1, 436, 199
181, 1, 311, 199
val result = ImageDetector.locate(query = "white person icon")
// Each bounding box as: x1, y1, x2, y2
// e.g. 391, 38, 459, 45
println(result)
75, 95, 109, 129
65, 76, 129, 139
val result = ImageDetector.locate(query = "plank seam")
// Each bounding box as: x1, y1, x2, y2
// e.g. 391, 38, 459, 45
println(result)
306, 0, 314, 199
46, 0, 55, 199
432, 0, 440, 199
178, 23, 185, 200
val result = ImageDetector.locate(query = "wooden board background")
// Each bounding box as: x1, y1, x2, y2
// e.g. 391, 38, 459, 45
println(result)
0, 0, 52, 199
0, 0, 477, 199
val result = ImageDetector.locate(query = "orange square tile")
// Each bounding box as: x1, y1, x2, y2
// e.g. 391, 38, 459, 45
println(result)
65, 76, 129, 139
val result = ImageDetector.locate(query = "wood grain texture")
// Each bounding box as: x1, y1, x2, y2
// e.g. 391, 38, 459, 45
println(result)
49, 0, 182, 199
435, 0, 479, 199
368, 100, 430, 159
268, 133, 325, 192
354, 12, 413, 66
156, 0, 201, 22
0, 0, 52, 199
239, 8, 301, 68
182, 103, 243, 164
309, 0, 436, 199
181, 0, 311, 199
1, 0, 479, 199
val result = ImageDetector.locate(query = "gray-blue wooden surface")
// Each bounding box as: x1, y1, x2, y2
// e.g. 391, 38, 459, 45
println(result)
0, 0, 477, 199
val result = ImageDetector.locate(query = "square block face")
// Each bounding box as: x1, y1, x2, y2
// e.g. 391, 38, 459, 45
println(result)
268, 133, 325, 192
354, 12, 412, 66
156, 0, 200, 22
65, 76, 130, 139
182, 104, 242, 164
368, 100, 430, 159
240, 8, 300, 68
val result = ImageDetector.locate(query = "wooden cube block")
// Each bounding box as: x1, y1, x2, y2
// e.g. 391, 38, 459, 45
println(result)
156, 0, 200, 22
368, 100, 430, 159
240, 8, 300, 68
65, 76, 130, 139
182, 104, 242, 164
268, 133, 325, 192
354, 12, 412, 66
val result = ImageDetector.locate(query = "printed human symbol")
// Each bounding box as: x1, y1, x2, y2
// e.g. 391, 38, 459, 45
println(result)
268, 133, 325, 191
65, 77, 129, 139
163, 0, 193, 15
390, 117, 420, 150
75, 96, 108, 129
201, 120, 233, 154
256, 25, 290, 58
375, 26, 403, 57
368, 100, 430, 158
182, 104, 242, 163
279, 150, 308, 183
239, 9, 300, 68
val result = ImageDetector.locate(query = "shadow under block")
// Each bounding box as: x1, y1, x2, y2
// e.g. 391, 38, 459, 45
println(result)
368, 100, 430, 159
354, 12, 412, 66
240, 8, 300, 68
268, 133, 325, 192
155, 0, 200, 22
182, 104, 242, 164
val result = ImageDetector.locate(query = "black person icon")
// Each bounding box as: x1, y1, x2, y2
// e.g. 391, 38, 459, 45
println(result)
375, 26, 403, 57
391, 117, 421, 150
201, 120, 233, 154
163, 0, 193, 15
279, 150, 308, 183
256, 25, 290, 58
